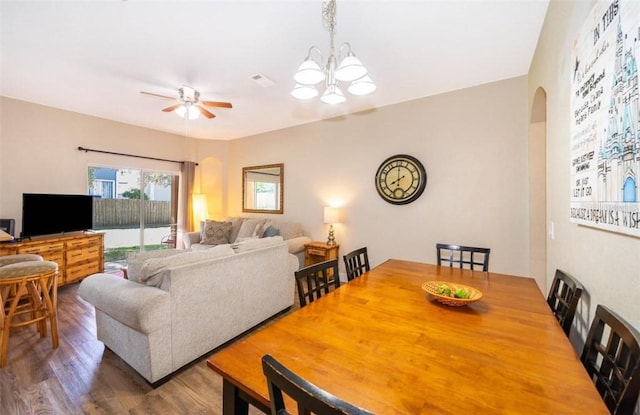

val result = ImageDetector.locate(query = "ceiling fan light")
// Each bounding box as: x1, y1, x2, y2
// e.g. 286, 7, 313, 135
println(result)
291, 84, 319, 100
348, 76, 377, 96
320, 84, 345, 104
175, 105, 200, 120
335, 54, 367, 82
294, 59, 325, 85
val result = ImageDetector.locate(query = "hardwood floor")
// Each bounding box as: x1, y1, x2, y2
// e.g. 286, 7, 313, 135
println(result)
0, 282, 298, 414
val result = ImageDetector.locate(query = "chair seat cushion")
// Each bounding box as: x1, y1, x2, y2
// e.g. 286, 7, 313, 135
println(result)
0, 261, 58, 279
0, 254, 43, 268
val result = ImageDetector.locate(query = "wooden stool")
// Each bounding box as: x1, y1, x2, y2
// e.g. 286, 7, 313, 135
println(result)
0, 261, 59, 367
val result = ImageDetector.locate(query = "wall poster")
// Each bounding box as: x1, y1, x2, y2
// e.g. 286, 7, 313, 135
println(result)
570, 0, 640, 237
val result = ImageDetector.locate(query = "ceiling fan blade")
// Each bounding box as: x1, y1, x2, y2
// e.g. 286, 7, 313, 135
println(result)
141, 91, 176, 100
201, 100, 233, 109
197, 106, 216, 119
162, 104, 181, 112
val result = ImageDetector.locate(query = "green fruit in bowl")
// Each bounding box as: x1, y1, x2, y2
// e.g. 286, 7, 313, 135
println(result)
453, 288, 469, 299
436, 284, 451, 296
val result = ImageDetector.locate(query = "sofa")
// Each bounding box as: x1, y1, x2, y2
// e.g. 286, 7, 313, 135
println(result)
78, 238, 297, 384
183, 217, 311, 266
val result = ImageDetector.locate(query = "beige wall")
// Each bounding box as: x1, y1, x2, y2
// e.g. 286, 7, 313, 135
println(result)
1, 77, 531, 279
227, 76, 530, 277
529, 0, 640, 341
0, 97, 202, 235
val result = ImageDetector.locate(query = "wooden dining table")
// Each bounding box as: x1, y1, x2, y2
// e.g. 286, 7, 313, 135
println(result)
207, 259, 608, 414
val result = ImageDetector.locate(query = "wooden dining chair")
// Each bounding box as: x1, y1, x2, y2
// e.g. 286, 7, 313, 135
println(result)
436, 243, 490, 271
262, 354, 373, 415
343, 247, 370, 281
294, 259, 340, 307
546, 269, 584, 336
581, 304, 640, 415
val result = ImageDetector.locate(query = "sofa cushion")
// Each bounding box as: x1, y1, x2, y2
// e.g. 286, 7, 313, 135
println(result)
201, 220, 232, 245
273, 221, 303, 240
234, 218, 267, 242
231, 236, 284, 253
140, 244, 235, 287
126, 249, 183, 283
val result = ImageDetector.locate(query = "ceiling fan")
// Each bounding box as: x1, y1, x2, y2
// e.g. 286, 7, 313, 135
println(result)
140, 86, 232, 119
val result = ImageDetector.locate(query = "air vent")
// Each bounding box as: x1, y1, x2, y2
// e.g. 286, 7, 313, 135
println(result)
250, 73, 275, 88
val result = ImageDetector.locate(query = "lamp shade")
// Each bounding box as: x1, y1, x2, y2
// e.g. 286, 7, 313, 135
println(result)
176, 105, 200, 120
291, 84, 319, 100
0, 229, 13, 242
335, 54, 367, 82
323, 206, 340, 224
320, 84, 346, 104
348, 76, 377, 96
294, 59, 325, 85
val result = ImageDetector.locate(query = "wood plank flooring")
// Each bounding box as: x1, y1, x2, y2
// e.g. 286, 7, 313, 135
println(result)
0, 282, 298, 414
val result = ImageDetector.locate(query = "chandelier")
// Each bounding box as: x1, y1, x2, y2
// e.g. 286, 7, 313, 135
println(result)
291, 0, 376, 104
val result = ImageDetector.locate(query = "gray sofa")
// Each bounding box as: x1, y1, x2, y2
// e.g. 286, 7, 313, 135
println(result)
78, 239, 297, 384
183, 217, 310, 266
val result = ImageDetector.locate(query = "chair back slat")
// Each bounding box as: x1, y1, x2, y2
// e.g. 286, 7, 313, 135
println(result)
343, 247, 370, 281
436, 243, 490, 271
295, 259, 340, 307
546, 269, 583, 336
581, 304, 640, 415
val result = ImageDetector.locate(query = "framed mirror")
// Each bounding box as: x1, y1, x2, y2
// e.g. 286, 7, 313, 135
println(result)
242, 163, 284, 214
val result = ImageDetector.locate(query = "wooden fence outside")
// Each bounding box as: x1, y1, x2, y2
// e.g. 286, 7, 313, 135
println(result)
93, 199, 172, 228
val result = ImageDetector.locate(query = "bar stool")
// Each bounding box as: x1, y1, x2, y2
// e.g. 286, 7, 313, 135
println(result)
0, 260, 59, 367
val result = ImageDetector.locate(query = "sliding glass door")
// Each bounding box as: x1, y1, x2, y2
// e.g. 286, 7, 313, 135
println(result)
88, 167, 178, 270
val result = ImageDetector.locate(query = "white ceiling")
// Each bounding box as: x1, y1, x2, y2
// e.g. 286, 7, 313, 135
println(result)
0, 0, 549, 141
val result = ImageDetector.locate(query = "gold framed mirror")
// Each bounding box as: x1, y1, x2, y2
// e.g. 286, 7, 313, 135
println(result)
242, 163, 284, 214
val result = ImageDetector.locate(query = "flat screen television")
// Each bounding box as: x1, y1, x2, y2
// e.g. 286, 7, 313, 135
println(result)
21, 193, 94, 238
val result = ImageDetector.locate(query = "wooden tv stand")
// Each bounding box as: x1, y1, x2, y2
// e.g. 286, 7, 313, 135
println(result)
0, 232, 104, 286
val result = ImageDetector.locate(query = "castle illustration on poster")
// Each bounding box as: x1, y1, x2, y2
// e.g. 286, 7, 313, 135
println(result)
570, 0, 640, 237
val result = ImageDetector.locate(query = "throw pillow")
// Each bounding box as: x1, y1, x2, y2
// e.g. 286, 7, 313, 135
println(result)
234, 218, 267, 242
227, 217, 245, 243
201, 220, 232, 245
262, 225, 280, 237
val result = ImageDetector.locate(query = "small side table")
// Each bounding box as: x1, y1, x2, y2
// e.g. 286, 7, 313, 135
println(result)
304, 242, 340, 267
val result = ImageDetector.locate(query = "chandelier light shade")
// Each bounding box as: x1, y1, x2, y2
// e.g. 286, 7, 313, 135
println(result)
292, 0, 375, 104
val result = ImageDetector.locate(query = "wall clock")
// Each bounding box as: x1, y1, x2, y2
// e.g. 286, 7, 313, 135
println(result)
375, 154, 427, 205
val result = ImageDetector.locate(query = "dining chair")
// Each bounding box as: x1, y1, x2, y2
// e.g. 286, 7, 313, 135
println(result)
294, 259, 340, 307
262, 354, 373, 415
343, 247, 370, 281
546, 269, 584, 336
436, 243, 490, 271
580, 304, 640, 415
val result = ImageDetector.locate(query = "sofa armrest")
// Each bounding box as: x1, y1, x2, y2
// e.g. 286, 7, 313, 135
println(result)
78, 273, 170, 334
183, 231, 201, 249
285, 236, 311, 255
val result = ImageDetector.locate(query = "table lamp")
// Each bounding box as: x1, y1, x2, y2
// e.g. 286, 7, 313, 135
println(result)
323, 206, 340, 246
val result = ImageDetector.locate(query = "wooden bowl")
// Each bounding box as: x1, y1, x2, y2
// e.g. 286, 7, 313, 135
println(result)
421, 281, 483, 306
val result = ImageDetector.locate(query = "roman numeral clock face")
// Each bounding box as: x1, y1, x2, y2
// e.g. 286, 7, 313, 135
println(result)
375, 154, 427, 205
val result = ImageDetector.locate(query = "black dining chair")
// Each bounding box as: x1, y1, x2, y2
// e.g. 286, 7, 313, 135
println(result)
581, 304, 640, 415
294, 259, 340, 307
343, 247, 370, 281
546, 269, 584, 336
262, 354, 373, 415
436, 243, 490, 271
